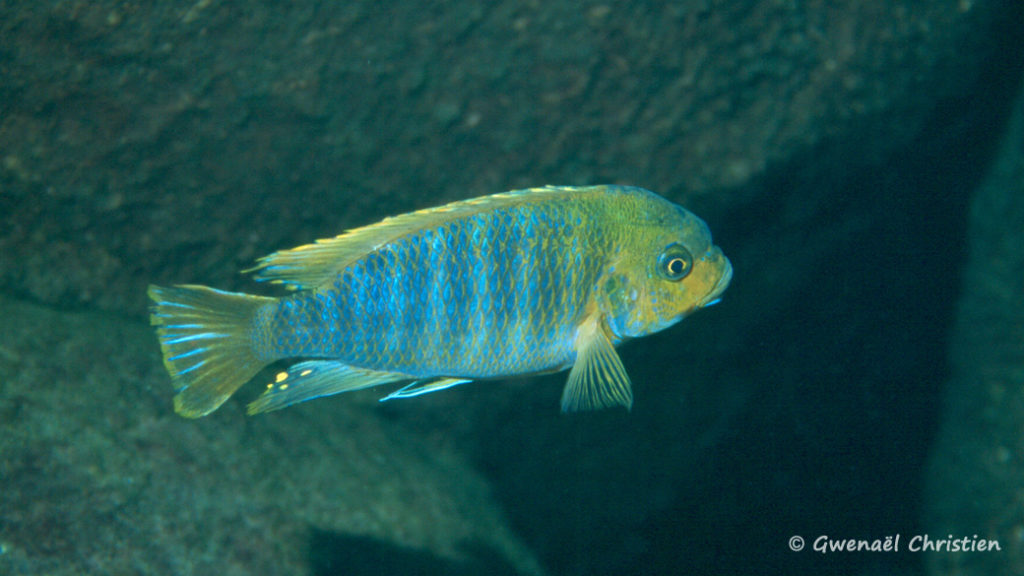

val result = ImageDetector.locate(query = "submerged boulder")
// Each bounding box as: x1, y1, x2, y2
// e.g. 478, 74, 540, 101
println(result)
0, 0, 1009, 314
0, 296, 544, 576
925, 81, 1024, 575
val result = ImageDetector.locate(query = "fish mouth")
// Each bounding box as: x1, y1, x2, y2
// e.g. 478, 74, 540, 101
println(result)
698, 251, 733, 308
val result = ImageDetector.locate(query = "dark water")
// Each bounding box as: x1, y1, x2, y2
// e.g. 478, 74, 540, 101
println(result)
3, 2, 1024, 575
476, 59, 1017, 575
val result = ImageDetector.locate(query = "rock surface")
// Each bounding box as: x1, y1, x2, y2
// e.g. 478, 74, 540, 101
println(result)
925, 80, 1024, 576
0, 296, 544, 576
2, 1, 1024, 575
0, 0, 1005, 313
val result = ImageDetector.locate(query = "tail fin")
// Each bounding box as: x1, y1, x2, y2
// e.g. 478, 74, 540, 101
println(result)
148, 284, 275, 418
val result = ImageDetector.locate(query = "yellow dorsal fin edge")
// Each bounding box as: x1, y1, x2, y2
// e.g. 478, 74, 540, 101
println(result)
246, 185, 603, 290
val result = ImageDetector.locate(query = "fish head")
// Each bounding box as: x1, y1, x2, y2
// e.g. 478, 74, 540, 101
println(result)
602, 202, 732, 340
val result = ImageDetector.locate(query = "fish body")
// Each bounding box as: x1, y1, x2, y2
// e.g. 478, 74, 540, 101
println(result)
149, 185, 732, 417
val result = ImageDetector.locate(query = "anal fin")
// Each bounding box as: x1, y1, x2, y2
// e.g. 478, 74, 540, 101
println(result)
248, 361, 406, 414
561, 315, 633, 412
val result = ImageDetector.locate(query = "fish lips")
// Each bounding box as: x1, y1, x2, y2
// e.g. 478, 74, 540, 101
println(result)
697, 249, 733, 309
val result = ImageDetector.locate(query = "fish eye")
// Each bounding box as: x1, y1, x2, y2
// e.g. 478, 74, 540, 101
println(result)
658, 243, 693, 281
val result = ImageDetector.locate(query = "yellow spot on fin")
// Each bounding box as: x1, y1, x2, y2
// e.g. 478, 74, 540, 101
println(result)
245, 185, 608, 290
247, 360, 409, 414
561, 315, 633, 412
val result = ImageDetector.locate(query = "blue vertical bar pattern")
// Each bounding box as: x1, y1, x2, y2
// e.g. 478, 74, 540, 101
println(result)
262, 194, 611, 379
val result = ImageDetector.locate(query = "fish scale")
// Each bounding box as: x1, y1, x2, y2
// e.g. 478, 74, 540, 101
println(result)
148, 185, 732, 417
301, 204, 577, 376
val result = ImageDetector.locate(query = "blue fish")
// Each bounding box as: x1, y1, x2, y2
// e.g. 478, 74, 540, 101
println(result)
149, 185, 732, 417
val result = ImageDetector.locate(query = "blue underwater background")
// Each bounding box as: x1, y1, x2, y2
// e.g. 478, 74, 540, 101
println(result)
2, 1, 1024, 575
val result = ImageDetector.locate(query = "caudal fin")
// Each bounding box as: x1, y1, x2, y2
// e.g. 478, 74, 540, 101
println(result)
148, 284, 274, 418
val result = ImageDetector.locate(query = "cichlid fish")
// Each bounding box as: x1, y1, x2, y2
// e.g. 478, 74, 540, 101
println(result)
149, 185, 732, 418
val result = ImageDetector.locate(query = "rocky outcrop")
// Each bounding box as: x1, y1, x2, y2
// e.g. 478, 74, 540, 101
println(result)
925, 80, 1024, 576
0, 296, 544, 576
0, 0, 1007, 313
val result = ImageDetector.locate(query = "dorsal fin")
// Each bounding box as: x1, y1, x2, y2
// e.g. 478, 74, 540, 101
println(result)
246, 185, 600, 290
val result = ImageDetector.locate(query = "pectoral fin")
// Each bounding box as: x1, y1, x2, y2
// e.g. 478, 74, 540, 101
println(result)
247, 360, 407, 414
560, 315, 633, 412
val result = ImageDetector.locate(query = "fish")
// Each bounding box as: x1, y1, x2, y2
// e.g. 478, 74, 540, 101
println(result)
148, 185, 732, 418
